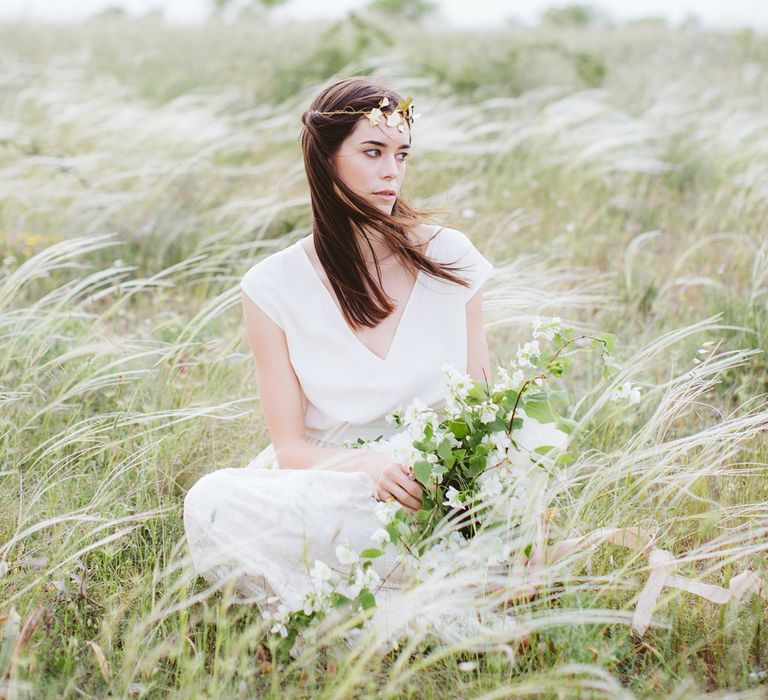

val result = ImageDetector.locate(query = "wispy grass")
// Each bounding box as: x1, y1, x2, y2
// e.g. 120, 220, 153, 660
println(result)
0, 13, 766, 700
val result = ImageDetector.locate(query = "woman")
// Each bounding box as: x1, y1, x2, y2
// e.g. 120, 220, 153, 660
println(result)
183, 77, 494, 610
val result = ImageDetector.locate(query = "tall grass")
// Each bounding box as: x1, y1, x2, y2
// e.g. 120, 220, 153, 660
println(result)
0, 13, 766, 699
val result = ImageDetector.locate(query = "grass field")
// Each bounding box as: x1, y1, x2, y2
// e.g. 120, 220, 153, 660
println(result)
0, 11, 766, 699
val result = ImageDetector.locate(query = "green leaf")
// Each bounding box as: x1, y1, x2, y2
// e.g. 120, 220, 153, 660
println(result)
413, 460, 432, 486
437, 438, 453, 461
467, 384, 487, 403
522, 398, 557, 424
385, 522, 399, 544
468, 454, 487, 476
448, 420, 468, 439
360, 548, 384, 559
359, 589, 377, 610
424, 422, 434, 440
414, 508, 431, 522
500, 391, 519, 411
487, 418, 508, 432
331, 592, 351, 608
600, 332, 619, 351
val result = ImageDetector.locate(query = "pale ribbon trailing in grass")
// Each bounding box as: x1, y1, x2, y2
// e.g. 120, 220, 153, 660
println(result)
527, 524, 768, 635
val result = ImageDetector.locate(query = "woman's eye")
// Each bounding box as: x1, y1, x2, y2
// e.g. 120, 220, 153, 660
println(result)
364, 149, 408, 161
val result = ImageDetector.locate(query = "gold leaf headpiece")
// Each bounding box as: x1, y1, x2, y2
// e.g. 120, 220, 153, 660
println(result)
319, 96, 420, 133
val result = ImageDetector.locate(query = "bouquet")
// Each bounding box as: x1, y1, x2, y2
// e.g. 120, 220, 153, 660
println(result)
263, 318, 636, 659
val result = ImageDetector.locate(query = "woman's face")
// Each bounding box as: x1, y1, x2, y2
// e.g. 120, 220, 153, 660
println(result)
331, 115, 410, 215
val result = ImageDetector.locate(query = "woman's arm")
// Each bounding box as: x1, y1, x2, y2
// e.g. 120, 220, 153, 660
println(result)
241, 292, 423, 511
466, 288, 491, 385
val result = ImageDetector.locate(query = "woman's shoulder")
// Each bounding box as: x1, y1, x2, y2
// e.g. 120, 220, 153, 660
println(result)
416, 223, 478, 258
241, 241, 297, 286
240, 242, 301, 323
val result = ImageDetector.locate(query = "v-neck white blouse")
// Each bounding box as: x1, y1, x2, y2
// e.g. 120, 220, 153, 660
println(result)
240, 226, 493, 446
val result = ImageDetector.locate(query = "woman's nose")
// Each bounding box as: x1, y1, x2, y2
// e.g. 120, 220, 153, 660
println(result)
380, 154, 399, 178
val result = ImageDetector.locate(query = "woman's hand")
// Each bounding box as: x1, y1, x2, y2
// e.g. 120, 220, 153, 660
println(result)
374, 459, 423, 514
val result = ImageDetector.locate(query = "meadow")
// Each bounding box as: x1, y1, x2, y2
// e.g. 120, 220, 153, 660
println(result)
0, 10, 766, 698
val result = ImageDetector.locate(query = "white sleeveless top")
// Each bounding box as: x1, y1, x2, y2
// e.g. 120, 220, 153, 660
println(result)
240, 226, 493, 446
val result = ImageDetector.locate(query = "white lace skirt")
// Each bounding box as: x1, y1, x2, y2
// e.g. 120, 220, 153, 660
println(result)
183, 441, 402, 610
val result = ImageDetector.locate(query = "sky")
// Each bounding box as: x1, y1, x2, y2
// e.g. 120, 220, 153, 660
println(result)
1, 0, 766, 30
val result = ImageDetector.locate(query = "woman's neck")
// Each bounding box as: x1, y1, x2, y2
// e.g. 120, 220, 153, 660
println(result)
357, 226, 404, 266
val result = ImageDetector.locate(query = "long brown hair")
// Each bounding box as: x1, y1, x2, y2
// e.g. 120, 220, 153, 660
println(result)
299, 76, 471, 330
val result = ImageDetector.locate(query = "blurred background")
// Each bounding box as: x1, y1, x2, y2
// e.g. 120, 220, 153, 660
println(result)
2, 0, 768, 29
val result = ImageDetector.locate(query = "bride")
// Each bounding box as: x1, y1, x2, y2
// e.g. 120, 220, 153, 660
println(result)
183, 76, 494, 610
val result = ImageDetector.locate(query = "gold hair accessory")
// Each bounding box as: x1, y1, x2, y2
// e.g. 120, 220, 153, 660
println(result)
319, 96, 420, 133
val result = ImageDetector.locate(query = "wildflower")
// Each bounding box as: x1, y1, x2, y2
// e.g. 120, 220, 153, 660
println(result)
385, 410, 403, 427
310, 560, 339, 593
335, 542, 358, 566
403, 398, 439, 437
478, 471, 504, 499
441, 363, 473, 400
532, 317, 561, 342
478, 401, 499, 424
516, 340, 540, 368
609, 381, 641, 405
371, 528, 391, 547
386, 431, 421, 469
443, 486, 464, 509
494, 367, 525, 392
374, 499, 401, 525
270, 622, 288, 638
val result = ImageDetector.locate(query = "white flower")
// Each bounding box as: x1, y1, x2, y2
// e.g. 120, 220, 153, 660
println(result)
303, 595, 318, 616
335, 542, 358, 566
494, 367, 525, 392
477, 401, 499, 424
443, 486, 464, 509
374, 499, 401, 525
609, 381, 642, 405
270, 622, 288, 637
516, 340, 540, 368
310, 560, 339, 593
386, 431, 422, 468
478, 471, 504, 499
358, 565, 381, 589
531, 317, 561, 342
481, 431, 512, 468
441, 363, 473, 403
403, 398, 439, 438
347, 565, 381, 598
371, 527, 391, 547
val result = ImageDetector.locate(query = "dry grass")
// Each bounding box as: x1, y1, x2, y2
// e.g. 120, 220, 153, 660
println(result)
0, 13, 766, 699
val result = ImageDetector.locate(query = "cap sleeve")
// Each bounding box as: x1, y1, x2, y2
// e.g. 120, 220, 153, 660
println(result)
439, 228, 494, 301
240, 255, 285, 330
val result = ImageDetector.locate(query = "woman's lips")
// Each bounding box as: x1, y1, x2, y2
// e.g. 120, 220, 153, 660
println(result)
373, 191, 397, 199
